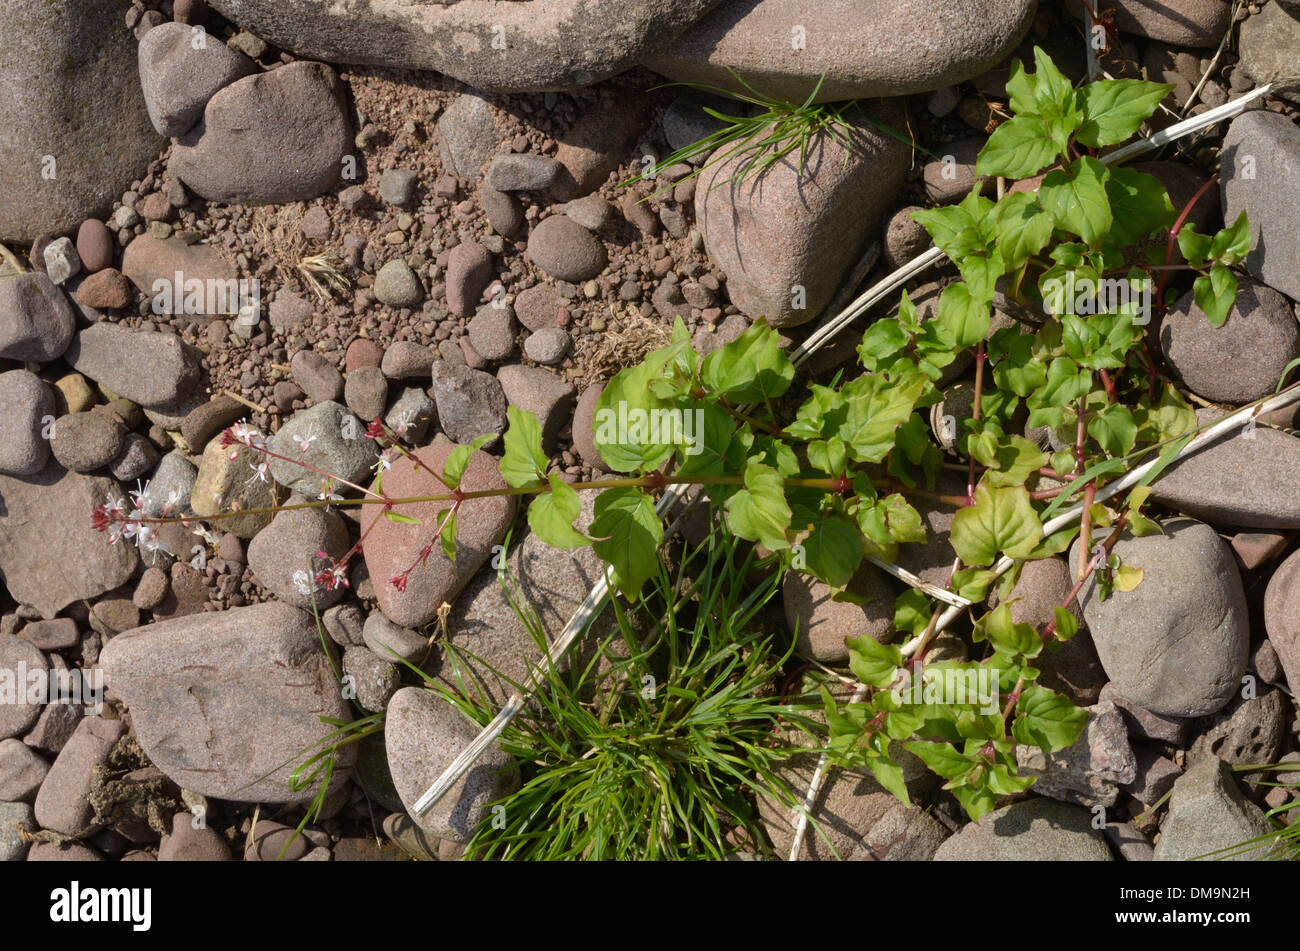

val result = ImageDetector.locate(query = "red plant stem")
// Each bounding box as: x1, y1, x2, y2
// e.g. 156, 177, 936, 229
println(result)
1156, 172, 1220, 307
1098, 368, 1117, 403
372, 421, 456, 492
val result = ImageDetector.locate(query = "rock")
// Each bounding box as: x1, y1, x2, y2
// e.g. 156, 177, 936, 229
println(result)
1158, 278, 1299, 404
991, 556, 1103, 705
1015, 701, 1137, 808
0, 740, 48, 803
384, 686, 519, 842
269, 401, 379, 497
0, 371, 53, 477
1101, 683, 1193, 750
0, 637, 47, 742
1078, 0, 1233, 48
322, 602, 365, 648
480, 188, 525, 239
42, 238, 81, 286
362, 614, 427, 666
1239, 1, 1300, 100
436, 92, 498, 179
0, 802, 34, 861
1124, 745, 1182, 806
380, 340, 435, 380
0, 274, 76, 363
923, 137, 990, 204
1072, 518, 1248, 717
646, 0, 1035, 102
362, 438, 514, 629
138, 21, 257, 136
120, 234, 239, 315
269, 290, 312, 332
1222, 110, 1300, 302
207, 0, 715, 92
290, 349, 344, 404
27, 841, 104, 861
384, 386, 436, 444
49, 413, 123, 474
934, 797, 1113, 861
523, 327, 571, 365
496, 364, 576, 453
74, 269, 134, 310
344, 366, 388, 423
374, 260, 425, 309
244, 819, 310, 861
190, 429, 281, 538
180, 396, 245, 452
171, 61, 351, 205
383, 811, 440, 861
527, 215, 607, 282
438, 491, 619, 706
467, 304, 518, 363
570, 384, 608, 469
246, 502, 350, 609
514, 283, 566, 332
33, 717, 126, 836
0, 0, 162, 243
430, 362, 508, 447
1148, 411, 1300, 529
0, 465, 139, 618
563, 194, 614, 232
19, 618, 77, 651
343, 645, 400, 713
143, 451, 198, 517
1265, 549, 1300, 693
132, 567, 169, 610
1154, 756, 1278, 860
782, 564, 894, 664
1189, 689, 1286, 768
109, 433, 160, 484
65, 323, 201, 409
445, 241, 494, 317
378, 169, 418, 207
158, 812, 232, 860
695, 103, 908, 327
488, 154, 563, 193
100, 602, 355, 802
76, 220, 114, 274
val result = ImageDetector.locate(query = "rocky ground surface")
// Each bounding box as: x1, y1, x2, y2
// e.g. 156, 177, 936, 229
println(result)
1, 0, 1299, 861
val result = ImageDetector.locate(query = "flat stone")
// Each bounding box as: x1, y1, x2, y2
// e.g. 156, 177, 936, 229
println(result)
1239, 0, 1300, 100
436, 92, 498, 180
0, 465, 139, 619
171, 61, 351, 205
65, 323, 202, 409
1222, 110, 1300, 302
50, 412, 124, 474
342, 645, 400, 713
646, 0, 1035, 102
782, 563, 894, 664
487, 154, 563, 192
99, 601, 355, 802
934, 797, 1113, 861
384, 686, 519, 842
291, 349, 344, 403
120, 234, 240, 316
0, 740, 48, 802
496, 364, 576, 453
1079, 0, 1233, 48
527, 214, 607, 282
0, 0, 162, 243
0, 273, 76, 363
1015, 701, 1137, 808
33, 716, 125, 837
430, 362, 508, 447
190, 430, 281, 538
514, 283, 566, 332
1154, 756, 1278, 860
1072, 518, 1248, 717
157, 811, 233, 860
246, 502, 350, 609
467, 303, 518, 363
384, 386, 436, 444
0, 371, 53, 477
344, 365, 388, 423
362, 437, 514, 629
138, 21, 257, 137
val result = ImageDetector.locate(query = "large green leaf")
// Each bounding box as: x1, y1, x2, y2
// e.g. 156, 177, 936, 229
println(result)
1039, 156, 1112, 246
699, 320, 794, 403
590, 487, 663, 600
950, 483, 1043, 566
527, 474, 593, 550
499, 407, 549, 488
977, 115, 1061, 179
724, 462, 792, 551
1077, 79, 1173, 147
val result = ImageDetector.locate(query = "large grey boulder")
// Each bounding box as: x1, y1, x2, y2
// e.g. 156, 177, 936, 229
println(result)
934, 797, 1114, 861
646, 0, 1036, 103
1222, 110, 1300, 302
207, 0, 722, 91
1071, 518, 1248, 718
100, 602, 355, 802
0, 0, 162, 243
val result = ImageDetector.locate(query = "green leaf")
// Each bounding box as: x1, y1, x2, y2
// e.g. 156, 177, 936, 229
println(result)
978, 116, 1061, 179
801, 515, 863, 589
950, 483, 1043, 566
1104, 167, 1176, 246
1194, 265, 1237, 328
1211, 210, 1251, 265
1077, 79, 1173, 147
863, 747, 911, 805
893, 588, 932, 637
983, 434, 1051, 488
527, 474, 593, 550
837, 371, 929, 463
590, 487, 663, 600
936, 282, 992, 348
1177, 226, 1213, 268
1039, 157, 1112, 246
881, 493, 927, 544
1013, 684, 1089, 752
846, 634, 902, 689
905, 740, 974, 781
1052, 605, 1079, 643
437, 508, 457, 563
382, 510, 421, 525
673, 403, 740, 479
699, 319, 794, 403
443, 434, 494, 490
991, 330, 1048, 397
977, 603, 1042, 661
1088, 403, 1137, 457
499, 406, 549, 488
724, 462, 792, 551
992, 192, 1055, 271
594, 356, 679, 473
1032, 356, 1092, 409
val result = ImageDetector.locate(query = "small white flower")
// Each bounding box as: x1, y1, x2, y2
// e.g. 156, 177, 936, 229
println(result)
371, 449, 396, 475
248, 459, 271, 483
293, 426, 317, 455
317, 479, 343, 506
